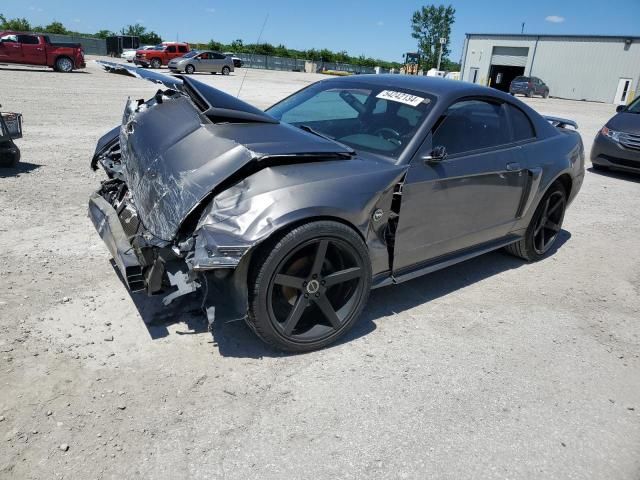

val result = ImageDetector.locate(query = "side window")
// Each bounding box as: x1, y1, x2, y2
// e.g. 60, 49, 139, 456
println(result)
432, 99, 510, 156
199, 53, 209, 60
507, 104, 536, 141
178, 45, 188, 53
1, 34, 18, 42
166, 45, 176, 53
213, 53, 226, 60
17, 35, 39, 45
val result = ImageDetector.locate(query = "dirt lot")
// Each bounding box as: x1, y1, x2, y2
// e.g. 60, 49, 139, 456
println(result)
1, 59, 639, 480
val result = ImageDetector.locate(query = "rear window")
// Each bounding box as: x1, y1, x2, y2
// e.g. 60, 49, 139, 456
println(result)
507, 104, 535, 141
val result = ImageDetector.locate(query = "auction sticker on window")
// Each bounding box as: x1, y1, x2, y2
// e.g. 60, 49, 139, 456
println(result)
376, 90, 425, 107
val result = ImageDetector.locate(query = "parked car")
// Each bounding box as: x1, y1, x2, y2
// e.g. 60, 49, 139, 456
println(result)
168, 50, 234, 75
92, 62, 584, 352
591, 97, 640, 173
0, 31, 85, 72
223, 52, 243, 68
134, 42, 190, 68
510, 76, 549, 98
121, 45, 154, 62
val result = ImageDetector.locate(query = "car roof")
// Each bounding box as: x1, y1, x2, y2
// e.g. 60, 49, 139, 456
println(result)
324, 74, 516, 102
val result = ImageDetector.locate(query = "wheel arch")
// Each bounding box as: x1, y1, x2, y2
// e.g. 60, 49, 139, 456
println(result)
207, 214, 369, 324
54, 55, 74, 69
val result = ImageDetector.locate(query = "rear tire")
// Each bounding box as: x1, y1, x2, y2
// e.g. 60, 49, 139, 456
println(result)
526, 89, 534, 98
543, 90, 549, 99
0, 144, 20, 168
54, 56, 73, 73
504, 182, 567, 261
247, 221, 371, 352
222, 66, 230, 75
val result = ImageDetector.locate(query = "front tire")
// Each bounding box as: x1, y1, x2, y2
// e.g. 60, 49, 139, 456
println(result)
185, 64, 195, 74
526, 89, 534, 98
150, 58, 161, 69
247, 221, 371, 352
505, 182, 567, 261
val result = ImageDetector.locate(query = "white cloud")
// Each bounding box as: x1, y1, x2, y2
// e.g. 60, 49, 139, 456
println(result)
545, 15, 565, 23
29, 6, 44, 12
73, 18, 81, 23
205, 7, 216, 13
376, 20, 384, 27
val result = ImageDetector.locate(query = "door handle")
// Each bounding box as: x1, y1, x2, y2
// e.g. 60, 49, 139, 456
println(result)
506, 162, 521, 171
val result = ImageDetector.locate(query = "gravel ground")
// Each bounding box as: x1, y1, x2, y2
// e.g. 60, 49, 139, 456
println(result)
0, 58, 639, 480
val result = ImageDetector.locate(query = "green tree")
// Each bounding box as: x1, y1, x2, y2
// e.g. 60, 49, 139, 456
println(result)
43, 21, 68, 34
140, 31, 161, 44
230, 39, 244, 51
0, 14, 32, 31
411, 4, 455, 70
207, 39, 224, 51
94, 29, 114, 39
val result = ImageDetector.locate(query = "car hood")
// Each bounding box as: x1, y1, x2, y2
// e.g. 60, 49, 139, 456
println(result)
95, 89, 355, 242
607, 112, 640, 135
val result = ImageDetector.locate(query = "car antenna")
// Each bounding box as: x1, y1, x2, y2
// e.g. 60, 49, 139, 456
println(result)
236, 13, 269, 98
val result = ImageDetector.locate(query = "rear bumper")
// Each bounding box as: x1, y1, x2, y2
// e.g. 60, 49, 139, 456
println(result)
591, 133, 640, 172
88, 192, 145, 291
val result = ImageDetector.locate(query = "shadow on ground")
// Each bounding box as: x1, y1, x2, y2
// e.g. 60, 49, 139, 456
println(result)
0, 162, 41, 178
588, 166, 640, 183
116, 231, 571, 358
0, 66, 90, 74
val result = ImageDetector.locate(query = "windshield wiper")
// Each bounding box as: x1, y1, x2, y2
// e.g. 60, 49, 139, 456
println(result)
298, 125, 356, 155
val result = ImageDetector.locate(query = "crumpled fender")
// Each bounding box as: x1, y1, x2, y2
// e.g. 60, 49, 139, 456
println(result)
190, 158, 406, 277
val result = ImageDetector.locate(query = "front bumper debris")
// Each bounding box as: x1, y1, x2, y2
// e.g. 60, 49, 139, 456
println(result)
88, 192, 144, 291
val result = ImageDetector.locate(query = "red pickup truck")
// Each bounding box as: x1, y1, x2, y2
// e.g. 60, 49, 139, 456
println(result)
0, 31, 85, 72
134, 42, 189, 68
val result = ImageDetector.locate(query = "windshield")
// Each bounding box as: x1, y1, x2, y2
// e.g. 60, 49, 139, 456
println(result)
182, 50, 199, 58
152, 45, 165, 50
266, 81, 433, 160
512, 76, 529, 82
626, 96, 640, 114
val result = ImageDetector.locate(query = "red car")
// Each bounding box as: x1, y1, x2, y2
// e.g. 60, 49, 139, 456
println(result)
134, 42, 189, 68
0, 31, 85, 72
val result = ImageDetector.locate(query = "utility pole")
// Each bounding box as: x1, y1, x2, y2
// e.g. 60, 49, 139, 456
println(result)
521, 22, 525, 34
437, 37, 446, 71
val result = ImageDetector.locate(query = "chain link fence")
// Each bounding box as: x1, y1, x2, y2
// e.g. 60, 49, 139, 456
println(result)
236, 54, 385, 74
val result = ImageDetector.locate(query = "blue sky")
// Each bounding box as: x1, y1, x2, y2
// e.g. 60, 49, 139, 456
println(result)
2, 0, 638, 62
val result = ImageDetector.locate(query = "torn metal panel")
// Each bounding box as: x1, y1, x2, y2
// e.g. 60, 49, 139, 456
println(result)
191, 159, 406, 277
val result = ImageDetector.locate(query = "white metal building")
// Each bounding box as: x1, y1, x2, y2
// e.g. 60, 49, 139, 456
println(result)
460, 34, 640, 105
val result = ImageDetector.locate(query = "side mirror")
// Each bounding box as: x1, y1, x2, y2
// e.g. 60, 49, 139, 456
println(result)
616, 105, 626, 113
422, 145, 447, 164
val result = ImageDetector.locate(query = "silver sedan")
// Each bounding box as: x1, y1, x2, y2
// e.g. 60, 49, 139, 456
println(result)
167, 51, 234, 75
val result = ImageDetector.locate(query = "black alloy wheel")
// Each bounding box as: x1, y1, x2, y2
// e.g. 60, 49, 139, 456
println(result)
504, 182, 567, 261
531, 190, 566, 255
247, 221, 371, 352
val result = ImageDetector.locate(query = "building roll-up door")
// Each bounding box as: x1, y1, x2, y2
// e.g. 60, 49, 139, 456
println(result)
490, 46, 529, 66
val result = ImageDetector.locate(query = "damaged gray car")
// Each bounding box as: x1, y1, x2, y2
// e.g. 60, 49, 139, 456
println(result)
90, 62, 584, 351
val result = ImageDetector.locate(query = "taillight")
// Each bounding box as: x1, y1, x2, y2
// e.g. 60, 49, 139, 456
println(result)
528, 82, 533, 88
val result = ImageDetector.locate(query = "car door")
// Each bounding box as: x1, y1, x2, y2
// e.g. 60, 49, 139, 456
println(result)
164, 45, 177, 63
17, 34, 46, 65
212, 52, 227, 72
392, 98, 529, 274
200, 52, 215, 72
0, 33, 22, 63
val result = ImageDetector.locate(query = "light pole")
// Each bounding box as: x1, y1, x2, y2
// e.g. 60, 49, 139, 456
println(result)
436, 37, 446, 71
